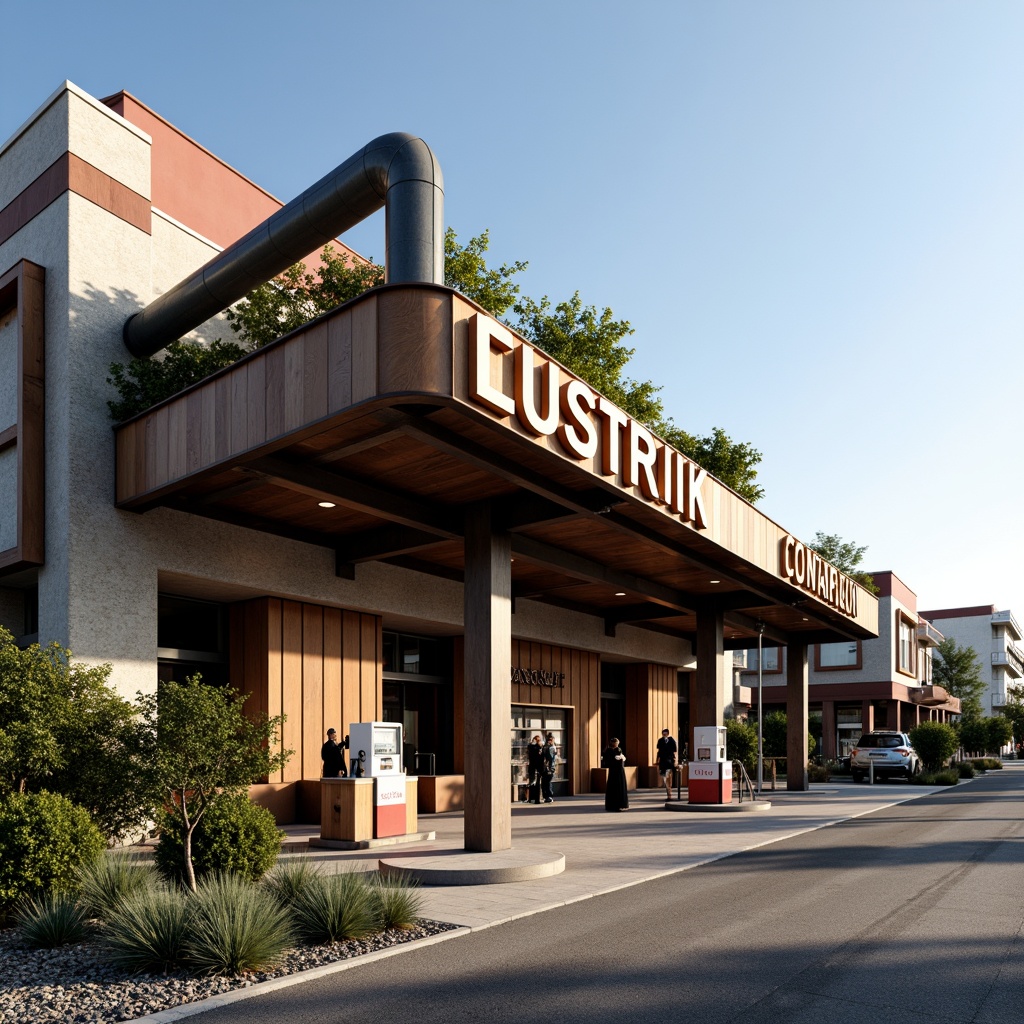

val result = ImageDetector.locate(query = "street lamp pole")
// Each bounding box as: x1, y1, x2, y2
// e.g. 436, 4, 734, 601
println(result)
756, 621, 765, 794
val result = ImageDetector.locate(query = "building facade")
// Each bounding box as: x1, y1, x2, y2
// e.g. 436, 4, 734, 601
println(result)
917, 605, 1023, 717
739, 571, 959, 758
0, 82, 879, 842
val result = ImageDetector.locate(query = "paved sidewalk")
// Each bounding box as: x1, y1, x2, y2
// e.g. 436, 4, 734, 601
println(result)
278, 779, 954, 929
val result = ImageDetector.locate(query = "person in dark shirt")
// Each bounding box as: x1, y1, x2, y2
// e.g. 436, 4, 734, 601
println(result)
321, 728, 347, 778
541, 732, 558, 803
656, 728, 678, 801
526, 734, 545, 804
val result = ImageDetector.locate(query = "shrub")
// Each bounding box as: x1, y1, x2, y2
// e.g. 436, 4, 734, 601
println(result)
806, 763, 830, 783
290, 871, 377, 944
0, 791, 104, 915
957, 761, 976, 779
16, 892, 90, 948
186, 873, 294, 976
156, 793, 283, 886
76, 854, 158, 921
103, 884, 193, 974
971, 757, 1003, 771
725, 719, 757, 774
371, 874, 424, 931
958, 718, 989, 757
913, 770, 959, 786
986, 716, 1014, 754
909, 721, 959, 772
262, 858, 324, 907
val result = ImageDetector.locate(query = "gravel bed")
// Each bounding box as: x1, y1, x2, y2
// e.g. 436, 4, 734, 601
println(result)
0, 920, 459, 1024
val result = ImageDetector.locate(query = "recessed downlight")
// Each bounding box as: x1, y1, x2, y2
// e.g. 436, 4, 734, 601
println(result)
614, 592, 626, 597
318, 501, 336, 508
709, 579, 721, 584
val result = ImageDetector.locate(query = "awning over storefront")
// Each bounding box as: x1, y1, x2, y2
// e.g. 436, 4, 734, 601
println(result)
114, 283, 878, 651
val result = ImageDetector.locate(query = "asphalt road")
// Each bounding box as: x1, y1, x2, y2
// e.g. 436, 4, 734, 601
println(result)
196, 769, 1024, 1024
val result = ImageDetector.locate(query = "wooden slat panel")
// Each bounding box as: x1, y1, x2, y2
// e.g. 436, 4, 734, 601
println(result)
264, 344, 285, 441
359, 613, 378, 721
230, 363, 248, 454
185, 390, 202, 475
327, 309, 352, 413
284, 338, 304, 433
341, 610, 361, 739
302, 604, 324, 779
323, 607, 343, 737
214, 375, 232, 463
281, 600, 303, 783
247, 357, 266, 449
200, 384, 216, 468
267, 599, 284, 784
351, 295, 377, 403
303, 320, 329, 423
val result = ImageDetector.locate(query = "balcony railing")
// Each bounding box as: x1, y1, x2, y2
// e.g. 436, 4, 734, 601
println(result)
992, 610, 1023, 642
917, 619, 944, 647
992, 649, 1024, 678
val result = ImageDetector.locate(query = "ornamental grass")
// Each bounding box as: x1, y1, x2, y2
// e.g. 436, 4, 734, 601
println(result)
103, 884, 194, 974
16, 892, 91, 948
186, 872, 294, 976
76, 854, 158, 922
289, 871, 377, 944
262, 857, 324, 907
371, 873, 424, 931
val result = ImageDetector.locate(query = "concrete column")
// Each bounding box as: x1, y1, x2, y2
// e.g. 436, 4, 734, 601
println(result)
462, 503, 512, 853
892, 700, 902, 732
692, 606, 726, 755
861, 700, 875, 734
787, 642, 808, 791
821, 700, 837, 760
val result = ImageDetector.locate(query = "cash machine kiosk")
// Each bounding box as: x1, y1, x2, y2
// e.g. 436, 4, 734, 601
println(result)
349, 721, 407, 838
319, 722, 419, 844
688, 726, 732, 805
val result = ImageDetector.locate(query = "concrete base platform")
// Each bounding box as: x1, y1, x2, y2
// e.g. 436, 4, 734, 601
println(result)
379, 848, 565, 886
309, 830, 436, 851
665, 800, 772, 813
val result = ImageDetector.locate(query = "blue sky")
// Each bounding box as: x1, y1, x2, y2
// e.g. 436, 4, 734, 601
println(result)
3, 0, 1023, 618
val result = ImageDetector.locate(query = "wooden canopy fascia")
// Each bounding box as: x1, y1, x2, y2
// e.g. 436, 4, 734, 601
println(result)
113, 283, 878, 646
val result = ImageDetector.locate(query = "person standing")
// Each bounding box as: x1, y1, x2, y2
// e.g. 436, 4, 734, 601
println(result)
526, 734, 545, 804
601, 738, 629, 811
321, 728, 347, 778
656, 728, 678, 801
541, 732, 558, 803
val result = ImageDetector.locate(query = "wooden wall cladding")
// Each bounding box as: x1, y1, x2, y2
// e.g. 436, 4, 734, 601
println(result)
230, 598, 382, 783
0, 260, 45, 576
114, 285, 454, 507
624, 662, 678, 768
453, 637, 600, 795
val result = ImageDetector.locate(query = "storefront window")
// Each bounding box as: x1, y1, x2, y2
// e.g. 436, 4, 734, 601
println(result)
816, 641, 861, 670
511, 705, 569, 797
157, 594, 228, 687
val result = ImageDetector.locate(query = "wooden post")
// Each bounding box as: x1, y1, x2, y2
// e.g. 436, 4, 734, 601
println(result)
463, 503, 512, 852
787, 641, 809, 791
693, 607, 726, 755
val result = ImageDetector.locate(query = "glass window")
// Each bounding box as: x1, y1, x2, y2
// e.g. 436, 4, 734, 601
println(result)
158, 595, 225, 655
897, 616, 915, 674
511, 705, 569, 796
744, 647, 780, 673
818, 642, 860, 668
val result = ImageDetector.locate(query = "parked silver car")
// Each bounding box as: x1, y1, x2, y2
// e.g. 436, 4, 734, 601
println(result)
850, 731, 921, 782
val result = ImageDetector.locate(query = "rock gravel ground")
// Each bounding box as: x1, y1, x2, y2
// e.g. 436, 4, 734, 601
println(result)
0, 920, 458, 1024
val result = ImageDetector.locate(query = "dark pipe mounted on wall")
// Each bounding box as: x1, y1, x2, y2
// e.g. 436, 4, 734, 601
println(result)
123, 132, 444, 358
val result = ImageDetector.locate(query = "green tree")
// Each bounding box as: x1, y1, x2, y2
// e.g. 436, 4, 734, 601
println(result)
808, 533, 880, 594
139, 677, 289, 892
958, 717, 988, 757
909, 720, 959, 771
0, 628, 155, 841
933, 638, 985, 721
725, 718, 758, 773
760, 710, 815, 759
1003, 682, 1024, 746
985, 715, 1014, 755
444, 228, 526, 317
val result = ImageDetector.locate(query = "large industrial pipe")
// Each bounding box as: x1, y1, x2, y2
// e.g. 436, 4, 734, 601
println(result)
123, 132, 443, 358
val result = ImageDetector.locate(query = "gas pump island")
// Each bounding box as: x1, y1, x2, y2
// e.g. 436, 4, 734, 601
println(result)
688, 726, 732, 805
317, 722, 434, 848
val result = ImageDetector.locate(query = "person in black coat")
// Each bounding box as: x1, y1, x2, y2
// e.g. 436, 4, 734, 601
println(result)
321, 729, 347, 778
526, 734, 545, 804
601, 737, 629, 811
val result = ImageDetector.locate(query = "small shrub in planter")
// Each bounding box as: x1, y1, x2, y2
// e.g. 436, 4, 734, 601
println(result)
971, 758, 1003, 771
16, 892, 91, 948
806, 763, 830, 783
957, 761, 976, 779
156, 792, 284, 885
909, 721, 959, 772
186, 873, 294, 976
913, 770, 959, 786
290, 871, 377, 944
76, 854, 158, 922
0, 791, 105, 916
104, 884, 194, 974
